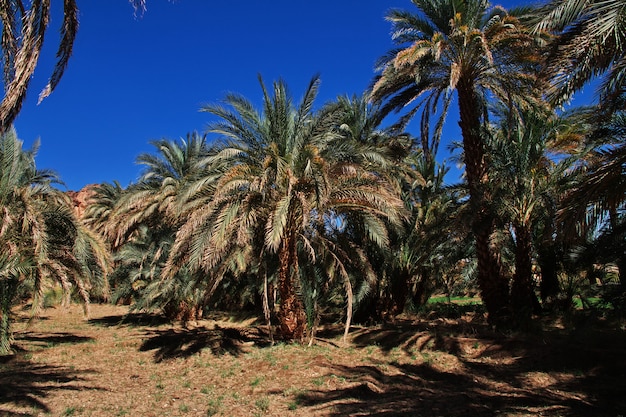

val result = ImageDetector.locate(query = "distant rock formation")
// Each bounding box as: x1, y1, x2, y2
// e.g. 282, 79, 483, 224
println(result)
67, 184, 97, 218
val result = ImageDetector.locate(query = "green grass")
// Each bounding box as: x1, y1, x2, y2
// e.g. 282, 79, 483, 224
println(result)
427, 295, 481, 305
255, 397, 270, 413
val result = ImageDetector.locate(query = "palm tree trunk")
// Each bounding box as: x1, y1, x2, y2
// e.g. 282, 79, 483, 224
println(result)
277, 234, 306, 341
538, 240, 559, 305
262, 268, 274, 344
511, 223, 536, 326
457, 78, 511, 325
0, 278, 18, 355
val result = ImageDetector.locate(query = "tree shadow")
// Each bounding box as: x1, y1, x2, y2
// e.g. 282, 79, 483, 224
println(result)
89, 312, 171, 328
14, 332, 94, 350
295, 324, 626, 416
139, 325, 270, 362
0, 356, 100, 416
295, 360, 601, 416
347, 316, 494, 354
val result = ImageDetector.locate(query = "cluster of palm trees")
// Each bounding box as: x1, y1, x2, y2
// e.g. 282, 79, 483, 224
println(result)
87, 79, 414, 343
371, 0, 625, 326
1, 0, 625, 350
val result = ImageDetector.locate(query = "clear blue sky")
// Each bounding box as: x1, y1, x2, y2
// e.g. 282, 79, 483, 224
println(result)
14, 0, 540, 191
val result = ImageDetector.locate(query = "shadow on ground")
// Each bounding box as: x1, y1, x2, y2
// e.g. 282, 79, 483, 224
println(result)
297, 323, 626, 416
0, 356, 99, 416
139, 326, 270, 362
15, 332, 94, 350
89, 312, 172, 328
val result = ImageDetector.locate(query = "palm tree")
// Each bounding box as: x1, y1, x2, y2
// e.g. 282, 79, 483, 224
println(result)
104, 133, 217, 321
0, 129, 109, 355
0, 0, 149, 133
317, 94, 421, 321
167, 76, 405, 341
0, 253, 31, 355
83, 181, 124, 234
489, 108, 556, 322
371, 0, 542, 325
559, 100, 626, 286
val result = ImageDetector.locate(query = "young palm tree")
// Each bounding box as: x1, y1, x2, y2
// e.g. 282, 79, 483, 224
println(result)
371, 0, 542, 325
489, 109, 556, 322
83, 181, 124, 234
167, 76, 405, 341
318, 93, 420, 320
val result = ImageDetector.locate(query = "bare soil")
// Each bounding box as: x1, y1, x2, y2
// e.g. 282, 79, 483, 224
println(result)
1, 304, 625, 416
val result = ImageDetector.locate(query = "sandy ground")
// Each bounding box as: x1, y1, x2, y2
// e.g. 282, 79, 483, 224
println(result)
1, 303, 625, 416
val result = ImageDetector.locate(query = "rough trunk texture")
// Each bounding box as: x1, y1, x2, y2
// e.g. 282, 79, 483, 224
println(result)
538, 204, 560, 303
457, 78, 511, 325
277, 235, 307, 341
538, 245, 559, 303
511, 223, 535, 326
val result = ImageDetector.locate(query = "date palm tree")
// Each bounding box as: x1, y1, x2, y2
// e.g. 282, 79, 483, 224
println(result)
167, 76, 405, 341
0, 129, 109, 355
489, 109, 557, 322
371, 0, 542, 325
105, 133, 219, 322
559, 100, 626, 285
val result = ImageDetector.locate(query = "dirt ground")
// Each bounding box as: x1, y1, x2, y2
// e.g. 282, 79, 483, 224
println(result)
1, 303, 625, 416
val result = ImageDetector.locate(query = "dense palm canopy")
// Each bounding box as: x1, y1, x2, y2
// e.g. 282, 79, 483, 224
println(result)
160, 76, 406, 341
2, 0, 625, 355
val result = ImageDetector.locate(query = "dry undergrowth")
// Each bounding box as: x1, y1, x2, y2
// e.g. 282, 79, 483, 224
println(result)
1, 304, 625, 416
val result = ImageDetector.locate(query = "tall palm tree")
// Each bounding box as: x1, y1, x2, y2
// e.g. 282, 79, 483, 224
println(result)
0, 0, 149, 133
167, 76, 405, 341
371, 0, 542, 324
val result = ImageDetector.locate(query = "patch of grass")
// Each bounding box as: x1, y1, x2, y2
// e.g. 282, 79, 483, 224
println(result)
286, 389, 308, 410
330, 373, 346, 383
62, 406, 83, 416
312, 376, 325, 386
220, 362, 241, 378
255, 396, 270, 413
250, 376, 263, 387
427, 295, 481, 305
206, 395, 224, 416
263, 350, 277, 366
179, 403, 190, 413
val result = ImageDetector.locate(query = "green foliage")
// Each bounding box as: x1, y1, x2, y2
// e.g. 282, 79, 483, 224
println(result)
0, 130, 109, 355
